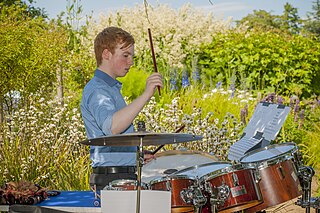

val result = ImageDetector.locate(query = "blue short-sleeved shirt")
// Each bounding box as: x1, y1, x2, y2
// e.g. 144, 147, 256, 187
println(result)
80, 69, 136, 167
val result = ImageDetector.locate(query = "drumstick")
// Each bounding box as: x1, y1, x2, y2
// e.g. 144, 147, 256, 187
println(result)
151, 124, 186, 155
148, 28, 161, 96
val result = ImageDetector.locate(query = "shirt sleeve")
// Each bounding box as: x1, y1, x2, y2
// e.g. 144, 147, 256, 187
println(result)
87, 88, 116, 135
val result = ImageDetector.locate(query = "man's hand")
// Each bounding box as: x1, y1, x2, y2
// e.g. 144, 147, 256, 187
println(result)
143, 150, 156, 164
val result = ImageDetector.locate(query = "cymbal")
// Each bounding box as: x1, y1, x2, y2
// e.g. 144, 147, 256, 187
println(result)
80, 132, 203, 147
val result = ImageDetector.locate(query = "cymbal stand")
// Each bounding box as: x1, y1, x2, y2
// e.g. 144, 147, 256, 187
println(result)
135, 121, 146, 213
136, 136, 144, 213
296, 166, 316, 213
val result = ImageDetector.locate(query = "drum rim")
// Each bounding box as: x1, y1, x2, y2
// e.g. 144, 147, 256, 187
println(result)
239, 142, 298, 164
171, 161, 231, 176
109, 179, 147, 186
200, 163, 256, 181
149, 174, 194, 185
171, 162, 256, 179
107, 179, 148, 189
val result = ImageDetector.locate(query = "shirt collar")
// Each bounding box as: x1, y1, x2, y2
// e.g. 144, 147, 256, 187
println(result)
94, 69, 122, 87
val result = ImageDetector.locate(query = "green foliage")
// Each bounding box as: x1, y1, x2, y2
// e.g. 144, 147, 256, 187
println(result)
197, 29, 320, 98
0, 4, 67, 113
236, 10, 282, 30
302, 123, 320, 169
279, 103, 320, 164
303, 0, 320, 38
160, 89, 252, 122
0, 0, 47, 19
281, 3, 301, 34
119, 68, 149, 100
52, 0, 96, 109
236, 3, 300, 34
61, 49, 96, 109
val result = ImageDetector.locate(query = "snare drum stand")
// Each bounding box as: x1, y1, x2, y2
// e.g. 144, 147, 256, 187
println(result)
296, 166, 320, 213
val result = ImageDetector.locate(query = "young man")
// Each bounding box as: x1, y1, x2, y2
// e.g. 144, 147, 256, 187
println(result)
80, 26, 163, 190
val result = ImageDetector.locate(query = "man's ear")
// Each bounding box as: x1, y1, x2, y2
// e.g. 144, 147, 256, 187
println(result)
102, 48, 111, 60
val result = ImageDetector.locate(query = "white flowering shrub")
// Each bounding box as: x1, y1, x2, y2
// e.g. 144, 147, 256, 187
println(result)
0, 94, 90, 190
86, 4, 232, 71
136, 87, 256, 160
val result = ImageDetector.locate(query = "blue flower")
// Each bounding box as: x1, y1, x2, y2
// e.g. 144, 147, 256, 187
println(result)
169, 69, 178, 91
182, 70, 190, 88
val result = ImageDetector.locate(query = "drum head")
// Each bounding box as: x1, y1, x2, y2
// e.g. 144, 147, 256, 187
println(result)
142, 150, 218, 183
240, 142, 297, 164
172, 161, 232, 178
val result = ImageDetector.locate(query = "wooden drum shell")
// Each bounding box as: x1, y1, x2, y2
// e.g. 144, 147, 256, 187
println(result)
202, 167, 262, 213
244, 159, 302, 213
149, 176, 195, 212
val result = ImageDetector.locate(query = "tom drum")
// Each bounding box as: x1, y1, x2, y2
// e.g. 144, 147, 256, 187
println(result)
240, 142, 302, 213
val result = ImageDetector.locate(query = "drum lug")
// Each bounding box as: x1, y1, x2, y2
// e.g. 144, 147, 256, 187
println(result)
231, 173, 239, 186
277, 165, 286, 179
205, 181, 230, 206
205, 181, 213, 195
165, 180, 171, 191
218, 183, 230, 202
294, 150, 305, 168
145, 183, 150, 190
180, 182, 207, 208
253, 169, 261, 183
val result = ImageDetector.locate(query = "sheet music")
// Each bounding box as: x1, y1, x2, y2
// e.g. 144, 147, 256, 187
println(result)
227, 102, 291, 161
228, 135, 263, 161
243, 102, 290, 141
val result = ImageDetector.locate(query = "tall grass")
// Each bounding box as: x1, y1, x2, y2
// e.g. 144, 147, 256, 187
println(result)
0, 95, 90, 190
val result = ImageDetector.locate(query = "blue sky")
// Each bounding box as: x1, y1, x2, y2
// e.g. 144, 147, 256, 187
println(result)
33, 0, 314, 21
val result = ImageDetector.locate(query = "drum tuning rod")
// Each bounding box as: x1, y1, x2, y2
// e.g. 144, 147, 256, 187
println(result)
151, 124, 185, 155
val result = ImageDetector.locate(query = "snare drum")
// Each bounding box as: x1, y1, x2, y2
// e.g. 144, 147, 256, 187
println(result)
149, 175, 196, 212
174, 162, 262, 213
104, 179, 148, 191
240, 142, 302, 213
142, 150, 218, 183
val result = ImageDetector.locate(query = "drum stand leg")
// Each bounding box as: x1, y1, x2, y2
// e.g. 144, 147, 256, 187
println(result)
312, 197, 320, 213
210, 204, 218, 213
296, 166, 315, 213
194, 206, 201, 213
136, 137, 144, 213
135, 121, 147, 213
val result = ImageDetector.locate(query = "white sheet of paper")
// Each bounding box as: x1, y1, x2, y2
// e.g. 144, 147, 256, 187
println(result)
101, 190, 171, 213
243, 102, 290, 141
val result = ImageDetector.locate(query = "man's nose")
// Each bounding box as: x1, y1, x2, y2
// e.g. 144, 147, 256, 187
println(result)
128, 57, 134, 66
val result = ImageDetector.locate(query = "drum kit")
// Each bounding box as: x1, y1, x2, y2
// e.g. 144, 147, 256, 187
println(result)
80, 123, 319, 213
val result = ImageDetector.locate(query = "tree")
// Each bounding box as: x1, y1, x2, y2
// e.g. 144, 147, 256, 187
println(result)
303, 0, 320, 38
237, 4, 301, 35
0, 0, 47, 18
53, 0, 95, 107
0, 4, 67, 137
281, 3, 301, 34
236, 10, 282, 31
